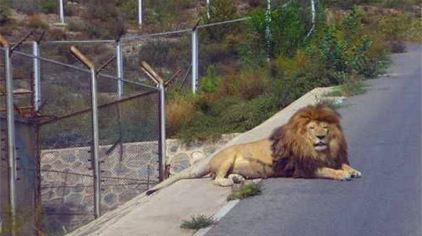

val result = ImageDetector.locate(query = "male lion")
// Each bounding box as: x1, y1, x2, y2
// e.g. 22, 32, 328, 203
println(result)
147, 104, 361, 195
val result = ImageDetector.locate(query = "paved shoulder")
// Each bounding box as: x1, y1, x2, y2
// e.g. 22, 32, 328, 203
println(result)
206, 44, 422, 236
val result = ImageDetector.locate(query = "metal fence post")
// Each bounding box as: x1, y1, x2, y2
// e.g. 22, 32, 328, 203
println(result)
90, 68, 101, 218
266, 0, 272, 60
306, 0, 316, 39
32, 41, 41, 111
58, 0, 65, 24
70, 46, 101, 218
138, 0, 143, 26
158, 82, 166, 181
1, 38, 17, 235
191, 27, 199, 94
116, 41, 124, 98
140, 62, 166, 182
206, 0, 210, 19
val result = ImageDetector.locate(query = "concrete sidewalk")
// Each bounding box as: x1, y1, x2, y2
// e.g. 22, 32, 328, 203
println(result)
68, 87, 334, 236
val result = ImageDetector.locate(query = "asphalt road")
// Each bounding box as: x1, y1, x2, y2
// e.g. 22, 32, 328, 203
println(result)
206, 44, 421, 236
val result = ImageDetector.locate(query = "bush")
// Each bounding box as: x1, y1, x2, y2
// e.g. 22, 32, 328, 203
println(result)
40, 0, 56, 14
180, 215, 215, 230
0, 0, 10, 24
200, 66, 223, 93
66, 19, 86, 32
83, 0, 126, 38
243, 2, 307, 64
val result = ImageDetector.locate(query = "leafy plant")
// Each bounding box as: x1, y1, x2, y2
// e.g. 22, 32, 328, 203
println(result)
180, 215, 215, 230
227, 182, 262, 201
200, 66, 223, 93
40, 0, 57, 14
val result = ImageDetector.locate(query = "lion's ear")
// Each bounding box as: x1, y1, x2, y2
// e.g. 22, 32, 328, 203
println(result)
270, 126, 284, 141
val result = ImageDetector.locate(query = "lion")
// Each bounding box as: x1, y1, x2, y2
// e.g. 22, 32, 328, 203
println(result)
146, 104, 361, 195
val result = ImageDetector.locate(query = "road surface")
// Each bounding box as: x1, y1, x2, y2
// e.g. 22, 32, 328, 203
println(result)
206, 44, 421, 236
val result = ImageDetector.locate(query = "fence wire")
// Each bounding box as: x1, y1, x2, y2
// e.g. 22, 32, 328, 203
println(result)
0, 41, 161, 235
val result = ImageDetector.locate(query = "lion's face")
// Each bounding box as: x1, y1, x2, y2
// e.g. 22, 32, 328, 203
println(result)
305, 121, 330, 152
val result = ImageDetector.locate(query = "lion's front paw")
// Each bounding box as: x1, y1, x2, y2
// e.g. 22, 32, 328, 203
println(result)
348, 168, 362, 178
334, 171, 352, 181
228, 174, 246, 184
214, 177, 234, 187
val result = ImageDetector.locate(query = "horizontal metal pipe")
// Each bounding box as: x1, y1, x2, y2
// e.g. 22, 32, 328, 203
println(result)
38, 89, 158, 125
45, 40, 115, 44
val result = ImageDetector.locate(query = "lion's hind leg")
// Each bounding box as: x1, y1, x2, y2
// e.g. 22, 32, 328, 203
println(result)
341, 164, 362, 178
213, 156, 237, 187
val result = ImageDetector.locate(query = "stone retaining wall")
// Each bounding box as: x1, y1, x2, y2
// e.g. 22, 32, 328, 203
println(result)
41, 134, 238, 233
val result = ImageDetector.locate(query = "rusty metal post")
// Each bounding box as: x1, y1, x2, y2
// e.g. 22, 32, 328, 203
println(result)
140, 62, 166, 181
70, 46, 101, 218
0, 35, 17, 236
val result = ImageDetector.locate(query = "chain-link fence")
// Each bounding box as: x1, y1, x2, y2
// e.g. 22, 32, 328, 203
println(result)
0, 35, 162, 235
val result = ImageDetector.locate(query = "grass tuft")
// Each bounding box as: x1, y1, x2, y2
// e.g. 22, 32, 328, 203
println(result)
227, 182, 262, 201
180, 215, 215, 230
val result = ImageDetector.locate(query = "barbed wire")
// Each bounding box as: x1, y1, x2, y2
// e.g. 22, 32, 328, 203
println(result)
6, 49, 159, 91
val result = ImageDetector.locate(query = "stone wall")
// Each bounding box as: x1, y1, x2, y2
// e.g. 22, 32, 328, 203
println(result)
40, 134, 238, 234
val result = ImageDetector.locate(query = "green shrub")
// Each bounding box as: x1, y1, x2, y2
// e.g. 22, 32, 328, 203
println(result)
67, 19, 86, 32
40, 0, 56, 14
243, 2, 308, 63
0, 0, 10, 24
117, 0, 137, 21
200, 66, 223, 93
227, 182, 262, 201
180, 215, 215, 230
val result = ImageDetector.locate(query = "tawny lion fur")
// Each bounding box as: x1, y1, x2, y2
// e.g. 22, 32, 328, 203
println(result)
147, 104, 361, 195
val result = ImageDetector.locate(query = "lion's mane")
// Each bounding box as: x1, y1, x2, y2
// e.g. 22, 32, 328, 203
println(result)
270, 104, 349, 178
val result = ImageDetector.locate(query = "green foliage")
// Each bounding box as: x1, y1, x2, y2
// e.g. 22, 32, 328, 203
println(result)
142, 0, 195, 29
207, 0, 238, 22
0, 0, 10, 24
40, 0, 56, 14
117, 0, 137, 21
200, 66, 223, 93
227, 182, 262, 201
201, 0, 239, 41
180, 215, 215, 230
243, 2, 308, 64
379, 14, 412, 41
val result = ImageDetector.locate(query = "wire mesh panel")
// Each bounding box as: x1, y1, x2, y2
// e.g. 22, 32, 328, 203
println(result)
36, 58, 95, 235
97, 74, 160, 212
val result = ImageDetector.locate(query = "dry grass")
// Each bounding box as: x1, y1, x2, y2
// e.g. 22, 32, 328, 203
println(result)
166, 95, 197, 136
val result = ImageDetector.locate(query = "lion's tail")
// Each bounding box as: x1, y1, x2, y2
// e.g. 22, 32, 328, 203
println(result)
146, 160, 210, 196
